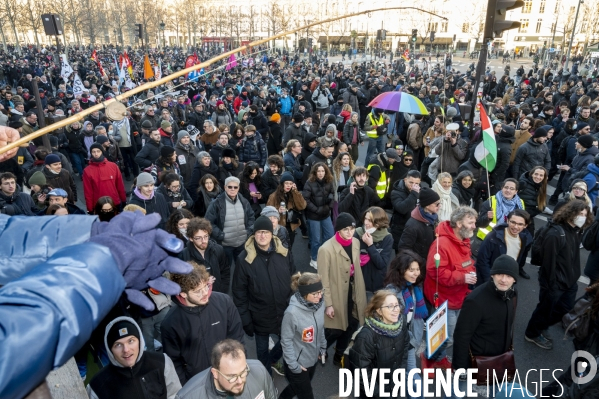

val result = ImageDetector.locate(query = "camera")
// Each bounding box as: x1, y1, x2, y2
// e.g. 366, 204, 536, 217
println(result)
451, 132, 457, 138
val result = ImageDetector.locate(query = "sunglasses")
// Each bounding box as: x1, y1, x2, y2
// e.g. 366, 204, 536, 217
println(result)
227, 186, 239, 189
404, 158, 413, 162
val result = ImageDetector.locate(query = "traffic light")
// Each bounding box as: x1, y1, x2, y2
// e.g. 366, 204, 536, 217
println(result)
411, 29, 417, 42
430, 31, 435, 42
485, 0, 524, 41
136, 24, 143, 39
308, 38, 313, 47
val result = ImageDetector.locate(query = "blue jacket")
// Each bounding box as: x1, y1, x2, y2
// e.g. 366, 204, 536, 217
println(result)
238, 135, 267, 167
0, 214, 124, 399
283, 151, 303, 183
583, 163, 599, 205
278, 96, 294, 116
475, 223, 533, 286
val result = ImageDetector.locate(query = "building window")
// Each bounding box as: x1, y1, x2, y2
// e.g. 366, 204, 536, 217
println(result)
462, 23, 469, 33
522, 0, 532, 13
519, 19, 529, 33
441, 22, 448, 33
539, 0, 546, 13
428, 22, 438, 32
536, 19, 542, 33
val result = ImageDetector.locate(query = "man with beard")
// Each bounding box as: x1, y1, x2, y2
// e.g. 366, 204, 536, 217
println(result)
135, 129, 164, 170
179, 218, 230, 293
176, 339, 275, 399
0, 172, 37, 216
161, 263, 244, 386
338, 167, 379, 227
423, 206, 478, 369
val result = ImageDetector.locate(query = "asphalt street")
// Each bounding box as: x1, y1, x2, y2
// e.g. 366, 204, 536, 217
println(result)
71, 110, 588, 398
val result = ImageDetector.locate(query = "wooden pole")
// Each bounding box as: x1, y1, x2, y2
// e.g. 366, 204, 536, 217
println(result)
0, 6, 447, 156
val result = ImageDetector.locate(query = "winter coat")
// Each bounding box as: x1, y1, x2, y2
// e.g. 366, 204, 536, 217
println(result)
509, 129, 531, 164
282, 123, 305, 145
390, 179, 419, 240
491, 128, 515, 185
562, 146, 599, 191
260, 168, 282, 200
267, 121, 283, 155
281, 294, 327, 373
87, 316, 181, 399
318, 236, 367, 330
452, 281, 517, 370
179, 240, 230, 293
423, 220, 475, 310
429, 137, 468, 175
64, 127, 87, 156
349, 319, 410, 398
156, 184, 194, 213
398, 207, 437, 261
246, 111, 269, 139
238, 135, 267, 167
210, 109, 233, 127
342, 89, 360, 114
175, 142, 199, 188
42, 167, 77, 203
518, 171, 543, 217
512, 138, 551, 178
83, 159, 126, 211
0, 185, 38, 216
127, 191, 171, 230
174, 359, 275, 399
303, 179, 334, 221
233, 236, 295, 336
539, 222, 582, 290
476, 224, 533, 285
583, 163, 599, 205
355, 227, 394, 293
283, 152, 303, 183
160, 293, 244, 385
342, 117, 362, 146
204, 192, 255, 244
338, 185, 379, 227
216, 161, 244, 188
187, 160, 219, 201
266, 187, 307, 231
302, 149, 333, 185
208, 143, 233, 165
135, 139, 163, 169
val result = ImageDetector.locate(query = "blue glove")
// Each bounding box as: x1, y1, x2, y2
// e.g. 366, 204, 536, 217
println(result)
90, 211, 192, 311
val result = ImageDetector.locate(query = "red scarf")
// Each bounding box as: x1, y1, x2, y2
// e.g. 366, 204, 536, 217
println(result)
335, 232, 355, 276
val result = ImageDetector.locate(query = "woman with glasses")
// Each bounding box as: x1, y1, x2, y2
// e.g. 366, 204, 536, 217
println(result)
318, 212, 367, 368
348, 289, 409, 398
279, 272, 327, 399
355, 207, 393, 300
93, 196, 118, 222
477, 178, 525, 241
553, 179, 593, 214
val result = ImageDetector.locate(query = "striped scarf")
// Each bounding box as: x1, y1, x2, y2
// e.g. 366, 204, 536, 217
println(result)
365, 315, 403, 338
402, 283, 428, 319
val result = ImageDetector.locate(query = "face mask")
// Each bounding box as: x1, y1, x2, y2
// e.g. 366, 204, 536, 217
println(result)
179, 228, 188, 238
572, 124, 578, 130
574, 215, 586, 228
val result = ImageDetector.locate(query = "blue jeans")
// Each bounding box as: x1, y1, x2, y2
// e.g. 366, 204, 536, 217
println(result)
255, 333, 282, 376
366, 135, 385, 162
69, 152, 85, 176
407, 348, 423, 399
306, 218, 334, 261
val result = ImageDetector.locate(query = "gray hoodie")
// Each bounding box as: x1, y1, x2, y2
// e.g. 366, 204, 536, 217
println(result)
86, 316, 182, 399
280, 293, 327, 373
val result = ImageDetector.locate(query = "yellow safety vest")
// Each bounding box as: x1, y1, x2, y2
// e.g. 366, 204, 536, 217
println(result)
367, 113, 384, 139
367, 163, 388, 199
476, 196, 525, 240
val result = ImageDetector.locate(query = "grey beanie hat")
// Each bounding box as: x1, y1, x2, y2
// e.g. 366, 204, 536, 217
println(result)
261, 206, 280, 219
178, 130, 190, 140
198, 151, 211, 159
326, 124, 337, 133
136, 172, 155, 187
446, 107, 458, 118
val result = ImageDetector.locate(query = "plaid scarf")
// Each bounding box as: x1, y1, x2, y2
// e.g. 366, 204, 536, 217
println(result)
402, 283, 428, 319
295, 291, 323, 311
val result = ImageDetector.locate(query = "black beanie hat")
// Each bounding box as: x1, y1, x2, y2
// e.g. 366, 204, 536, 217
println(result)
280, 171, 294, 184
532, 126, 549, 138
160, 146, 176, 158
254, 216, 274, 233
490, 255, 519, 282
577, 134, 594, 149
335, 212, 356, 232
90, 143, 104, 155
106, 319, 140, 348
222, 148, 236, 158
419, 187, 441, 208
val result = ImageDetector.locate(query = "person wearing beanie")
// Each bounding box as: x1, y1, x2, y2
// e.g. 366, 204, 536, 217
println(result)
365, 148, 400, 205
282, 113, 306, 145
151, 145, 181, 187
87, 316, 182, 399
175, 126, 201, 188
43, 151, 78, 204
135, 128, 164, 170
84, 142, 126, 213
158, 120, 175, 147
260, 205, 291, 248
398, 187, 441, 260
317, 211, 367, 367
451, 254, 518, 375
44, 153, 61, 166
577, 134, 594, 149
512, 123, 551, 179
215, 147, 244, 188
237, 123, 267, 170
557, 133, 599, 196
232, 213, 294, 376
267, 112, 283, 155
211, 98, 233, 127
128, 172, 171, 229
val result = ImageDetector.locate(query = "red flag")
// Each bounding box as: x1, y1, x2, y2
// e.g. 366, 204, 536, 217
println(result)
184, 55, 195, 79
90, 49, 97, 62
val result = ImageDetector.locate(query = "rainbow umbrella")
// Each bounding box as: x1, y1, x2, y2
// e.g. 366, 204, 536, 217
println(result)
368, 91, 429, 115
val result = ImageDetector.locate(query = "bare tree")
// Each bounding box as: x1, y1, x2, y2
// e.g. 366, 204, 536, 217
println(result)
0, 0, 22, 52
21, 0, 46, 46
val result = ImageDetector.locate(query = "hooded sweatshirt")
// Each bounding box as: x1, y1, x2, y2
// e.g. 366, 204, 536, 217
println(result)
280, 293, 327, 373
87, 316, 181, 399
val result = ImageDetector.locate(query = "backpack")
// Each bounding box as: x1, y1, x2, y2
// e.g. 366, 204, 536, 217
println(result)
562, 294, 592, 342
582, 219, 599, 251
335, 115, 345, 133
530, 222, 566, 266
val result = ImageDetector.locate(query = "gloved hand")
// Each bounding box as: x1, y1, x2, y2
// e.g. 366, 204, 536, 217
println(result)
90, 211, 192, 311
244, 324, 255, 337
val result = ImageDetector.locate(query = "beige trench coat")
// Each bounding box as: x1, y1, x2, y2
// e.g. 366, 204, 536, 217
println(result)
318, 236, 367, 331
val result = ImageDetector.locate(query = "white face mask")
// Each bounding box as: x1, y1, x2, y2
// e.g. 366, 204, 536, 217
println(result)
574, 215, 586, 228
179, 228, 188, 238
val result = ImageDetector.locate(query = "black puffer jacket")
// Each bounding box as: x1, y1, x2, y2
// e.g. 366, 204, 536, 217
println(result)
303, 179, 334, 221
127, 191, 171, 229
179, 240, 231, 294
260, 168, 282, 200
398, 207, 437, 261
349, 318, 410, 398
518, 171, 542, 217
134, 139, 163, 169
232, 237, 295, 336
512, 138, 551, 178
0, 185, 38, 216
187, 160, 220, 201
389, 179, 419, 246
491, 127, 515, 186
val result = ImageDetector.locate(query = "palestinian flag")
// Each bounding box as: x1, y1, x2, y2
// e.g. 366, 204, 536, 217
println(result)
474, 105, 497, 172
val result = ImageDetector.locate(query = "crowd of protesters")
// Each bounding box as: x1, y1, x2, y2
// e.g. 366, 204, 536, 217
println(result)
2, 41, 599, 399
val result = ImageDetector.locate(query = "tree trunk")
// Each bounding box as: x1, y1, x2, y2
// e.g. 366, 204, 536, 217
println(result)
0, 24, 7, 52
33, 27, 40, 46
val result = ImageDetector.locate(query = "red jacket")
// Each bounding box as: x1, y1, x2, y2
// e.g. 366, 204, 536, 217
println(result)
82, 159, 126, 211
423, 220, 475, 310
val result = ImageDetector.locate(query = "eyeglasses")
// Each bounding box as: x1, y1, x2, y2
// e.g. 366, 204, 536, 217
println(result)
380, 304, 401, 311
310, 289, 326, 296
215, 364, 250, 383
502, 186, 517, 191
403, 158, 413, 162
191, 283, 212, 295
508, 220, 526, 227
227, 186, 239, 189
573, 187, 586, 192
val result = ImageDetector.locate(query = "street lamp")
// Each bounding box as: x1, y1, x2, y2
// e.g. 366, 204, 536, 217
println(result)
564, 0, 583, 72
159, 21, 165, 48
113, 29, 117, 45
